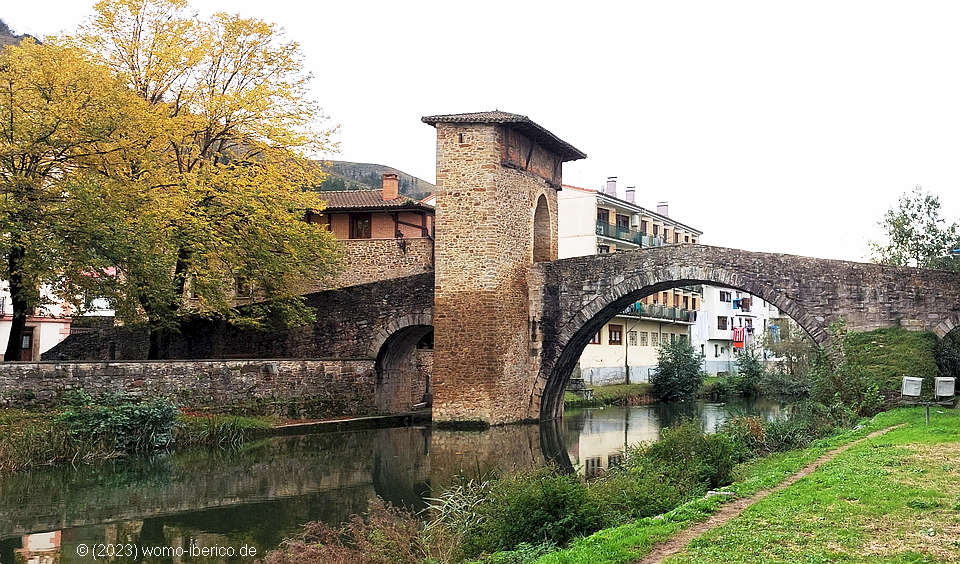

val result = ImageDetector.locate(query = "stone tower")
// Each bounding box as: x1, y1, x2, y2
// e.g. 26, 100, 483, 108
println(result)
421, 111, 586, 425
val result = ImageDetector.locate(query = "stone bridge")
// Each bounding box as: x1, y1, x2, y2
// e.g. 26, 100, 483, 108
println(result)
527, 244, 960, 420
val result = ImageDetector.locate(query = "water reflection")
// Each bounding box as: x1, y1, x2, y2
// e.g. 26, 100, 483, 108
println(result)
0, 399, 784, 563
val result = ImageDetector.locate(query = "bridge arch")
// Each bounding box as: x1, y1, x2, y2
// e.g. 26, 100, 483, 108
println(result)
535, 262, 829, 420
370, 312, 434, 413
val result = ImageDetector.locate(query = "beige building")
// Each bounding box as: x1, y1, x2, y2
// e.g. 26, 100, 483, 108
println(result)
558, 178, 703, 385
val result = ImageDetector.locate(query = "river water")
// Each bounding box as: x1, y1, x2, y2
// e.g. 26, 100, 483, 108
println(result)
0, 398, 784, 562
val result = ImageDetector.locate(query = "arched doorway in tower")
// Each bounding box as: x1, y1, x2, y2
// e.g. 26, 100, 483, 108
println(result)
533, 194, 552, 263
375, 325, 434, 413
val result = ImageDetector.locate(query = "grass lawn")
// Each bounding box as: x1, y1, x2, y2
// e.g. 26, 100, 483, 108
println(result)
669, 407, 960, 563
564, 383, 653, 408
531, 407, 959, 564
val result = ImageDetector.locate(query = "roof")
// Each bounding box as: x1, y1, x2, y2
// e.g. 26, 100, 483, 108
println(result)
317, 189, 435, 213
421, 111, 587, 162
562, 184, 703, 235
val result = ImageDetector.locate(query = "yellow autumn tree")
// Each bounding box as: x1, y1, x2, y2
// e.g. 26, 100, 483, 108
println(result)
73, 0, 341, 357
0, 39, 150, 360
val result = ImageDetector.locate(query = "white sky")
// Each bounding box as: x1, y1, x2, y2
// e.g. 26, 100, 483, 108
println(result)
5, 1, 960, 261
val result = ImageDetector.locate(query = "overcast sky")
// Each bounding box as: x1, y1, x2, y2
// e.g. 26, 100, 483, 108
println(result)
5, 1, 960, 261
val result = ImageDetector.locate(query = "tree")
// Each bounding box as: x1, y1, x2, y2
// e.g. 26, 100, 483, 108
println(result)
651, 338, 704, 402
0, 39, 146, 360
870, 185, 960, 271
72, 0, 341, 357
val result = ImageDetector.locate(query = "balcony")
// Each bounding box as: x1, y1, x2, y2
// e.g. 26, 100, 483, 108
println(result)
596, 221, 664, 247
621, 302, 695, 323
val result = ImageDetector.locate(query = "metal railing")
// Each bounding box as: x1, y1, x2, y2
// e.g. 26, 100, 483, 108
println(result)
621, 302, 695, 322
596, 221, 664, 247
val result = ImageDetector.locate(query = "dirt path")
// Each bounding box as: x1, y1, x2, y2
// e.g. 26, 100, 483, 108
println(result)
637, 424, 904, 564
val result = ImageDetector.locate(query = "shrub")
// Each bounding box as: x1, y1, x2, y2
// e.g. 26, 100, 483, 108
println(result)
55, 392, 178, 453
460, 466, 603, 556
811, 322, 887, 416
262, 498, 429, 564
935, 330, 960, 380
732, 347, 765, 397
651, 339, 705, 402
645, 420, 736, 489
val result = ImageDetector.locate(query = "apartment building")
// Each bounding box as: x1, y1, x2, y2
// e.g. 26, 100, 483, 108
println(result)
690, 287, 784, 375
558, 177, 703, 385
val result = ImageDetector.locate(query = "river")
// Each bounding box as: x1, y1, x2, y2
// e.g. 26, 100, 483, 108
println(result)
0, 398, 785, 563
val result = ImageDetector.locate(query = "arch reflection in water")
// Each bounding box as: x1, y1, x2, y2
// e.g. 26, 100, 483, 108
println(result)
0, 399, 784, 561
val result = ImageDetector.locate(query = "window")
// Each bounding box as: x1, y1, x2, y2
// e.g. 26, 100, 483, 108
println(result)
684, 235, 690, 243
640, 331, 648, 346
640, 220, 648, 233
628, 330, 637, 346
662, 291, 668, 305
651, 332, 660, 346
674, 232, 680, 243
744, 318, 753, 328
719, 291, 732, 302
701, 344, 705, 356
691, 238, 697, 244
691, 297, 698, 309
590, 331, 602, 345
714, 344, 719, 357
349, 213, 372, 239
679, 334, 687, 343
597, 208, 609, 224
598, 245, 610, 254
609, 324, 623, 345
717, 316, 728, 330
585, 456, 603, 479
653, 224, 660, 236
616, 214, 630, 230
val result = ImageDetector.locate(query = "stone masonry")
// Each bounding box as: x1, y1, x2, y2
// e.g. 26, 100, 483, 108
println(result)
529, 244, 960, 420
425, 114, 576, 425
0, 359, 377, 414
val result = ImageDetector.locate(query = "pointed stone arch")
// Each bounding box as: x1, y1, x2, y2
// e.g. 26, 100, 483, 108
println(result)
532, 193, 552, 263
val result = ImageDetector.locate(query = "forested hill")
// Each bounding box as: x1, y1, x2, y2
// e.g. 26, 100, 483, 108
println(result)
317, 161, 435, 200
0, 19, 34, 47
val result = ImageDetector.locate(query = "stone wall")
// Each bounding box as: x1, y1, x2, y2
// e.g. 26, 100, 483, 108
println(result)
316, 237, 434, 292
431, 122, 560, 425
0, 359, 378, 414
44, 273, 434, 361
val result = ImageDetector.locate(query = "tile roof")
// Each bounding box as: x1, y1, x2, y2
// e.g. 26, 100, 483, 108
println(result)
421, 110, 587, 162
318, 189, 434, 212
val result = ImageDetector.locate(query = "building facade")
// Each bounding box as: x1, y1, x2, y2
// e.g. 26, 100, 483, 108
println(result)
558, 178, 703, 385
690, 286, 784, 375
307, 173, 436, 290
0, 283, 72, 361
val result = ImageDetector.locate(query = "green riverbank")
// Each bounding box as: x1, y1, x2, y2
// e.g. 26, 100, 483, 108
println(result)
530, 406, 959, 563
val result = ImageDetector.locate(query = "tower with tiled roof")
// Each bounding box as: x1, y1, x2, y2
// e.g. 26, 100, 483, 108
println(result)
422, 111, 585, 424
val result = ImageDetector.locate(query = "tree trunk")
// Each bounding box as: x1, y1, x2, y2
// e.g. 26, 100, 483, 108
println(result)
3, 246, 30, 362
146, 247, 191, 360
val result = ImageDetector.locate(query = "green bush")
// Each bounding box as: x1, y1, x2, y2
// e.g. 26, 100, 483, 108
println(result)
651, 339, 705, 402
935, 330, 960, 380
55, 392, 178, 453
645, 420, 736, 489
732, 347, 765, 397
461, 467, 603, 556
811, 322, 886, 415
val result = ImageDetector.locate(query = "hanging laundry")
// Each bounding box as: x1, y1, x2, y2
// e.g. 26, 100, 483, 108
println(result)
733, 327, 746, 348
732, 299, 740, 309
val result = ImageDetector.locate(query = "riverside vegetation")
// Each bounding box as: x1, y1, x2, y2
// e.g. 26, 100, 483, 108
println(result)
263, 323, 959, 563
0, 390, 272, 472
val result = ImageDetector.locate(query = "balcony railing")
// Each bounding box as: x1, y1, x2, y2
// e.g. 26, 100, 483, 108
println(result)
621, 302, 695, 322
596, 221, 663, 247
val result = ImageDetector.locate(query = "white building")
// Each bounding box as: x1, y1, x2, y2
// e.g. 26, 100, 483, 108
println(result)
0, 282, 72, 361
558, 178, 703, 385
690, 286, 785, 375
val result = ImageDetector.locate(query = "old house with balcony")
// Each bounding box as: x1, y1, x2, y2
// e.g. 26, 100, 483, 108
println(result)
308, 173, 436, 290
557, 178, 702, 385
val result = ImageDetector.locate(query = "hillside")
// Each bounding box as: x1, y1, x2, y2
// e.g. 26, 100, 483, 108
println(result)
317, 161, 435, 200
0, 19, 33, 47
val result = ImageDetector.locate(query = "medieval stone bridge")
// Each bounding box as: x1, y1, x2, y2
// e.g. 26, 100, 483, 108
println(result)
527, 244, 960, 420
34, 111, 960, 426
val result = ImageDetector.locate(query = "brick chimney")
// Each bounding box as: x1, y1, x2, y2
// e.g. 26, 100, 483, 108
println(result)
605, 176, 617, 196
382, 173, 400, 201
625, 186, 636, 204
657, 201, 669, 217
